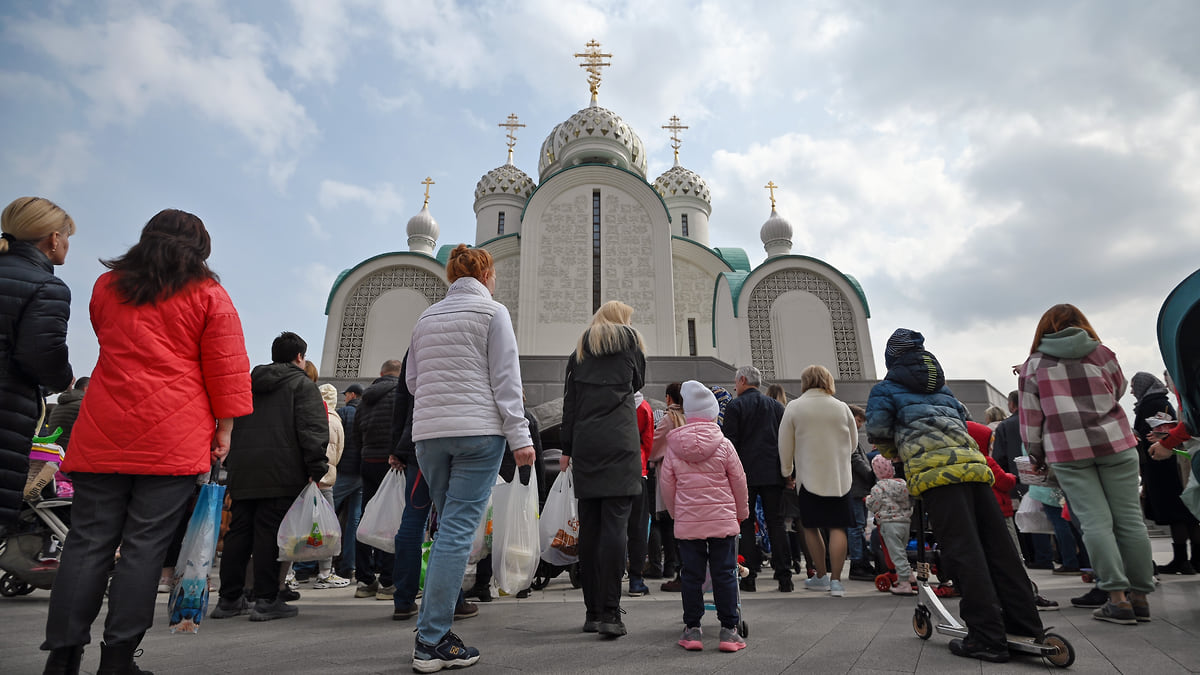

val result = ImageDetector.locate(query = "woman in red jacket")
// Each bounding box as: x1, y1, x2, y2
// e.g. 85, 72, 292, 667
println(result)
41, 210, 252, 675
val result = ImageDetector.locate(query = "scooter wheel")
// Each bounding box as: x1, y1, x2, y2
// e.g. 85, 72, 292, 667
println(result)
875, 574, 892, 592
912, 606, 933, 640
0, 572, 33, 598
738, 619, 749, 638
1042, 632, 1075, 668
1081, 572, 1094, 583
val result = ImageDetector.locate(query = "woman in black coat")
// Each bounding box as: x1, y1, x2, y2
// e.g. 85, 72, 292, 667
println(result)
0, 197, 75, 529
560, 300, 646, 639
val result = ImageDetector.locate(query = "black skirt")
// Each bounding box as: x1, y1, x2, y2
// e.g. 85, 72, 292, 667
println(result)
796, 485, 856, 529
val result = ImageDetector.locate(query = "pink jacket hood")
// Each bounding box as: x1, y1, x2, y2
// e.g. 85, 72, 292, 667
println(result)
659, 421, 749, 540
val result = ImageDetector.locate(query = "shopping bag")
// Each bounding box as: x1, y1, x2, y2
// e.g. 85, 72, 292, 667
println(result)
419, 541, 433, 590
277, 482, 342, 562
357, 469, 406, 553
1014, 495, 1054, 534
1014, 456, 1058, 487
168, 480, 225, 633
491, 472, 540, 595
468, 475, 502, 565
539, 467, 579, 566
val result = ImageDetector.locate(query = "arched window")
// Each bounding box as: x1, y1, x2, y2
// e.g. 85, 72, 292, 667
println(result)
681, 213, 689, 238
497, 211, 505, 235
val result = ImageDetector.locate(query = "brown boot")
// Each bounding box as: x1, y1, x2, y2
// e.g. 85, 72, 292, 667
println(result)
24, 460, 58, 502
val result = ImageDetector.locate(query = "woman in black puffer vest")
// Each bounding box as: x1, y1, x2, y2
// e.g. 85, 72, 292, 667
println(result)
0, 197, 75, 528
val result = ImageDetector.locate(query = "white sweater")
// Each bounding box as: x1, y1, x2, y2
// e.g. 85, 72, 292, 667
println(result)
406, 277, 532, 449
778, 389, 858, 498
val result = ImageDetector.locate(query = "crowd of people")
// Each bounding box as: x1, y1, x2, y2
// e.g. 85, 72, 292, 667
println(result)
1, 195, 1196, 673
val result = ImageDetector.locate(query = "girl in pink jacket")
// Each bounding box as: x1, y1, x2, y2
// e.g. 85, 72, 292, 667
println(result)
660, 380, 750, 653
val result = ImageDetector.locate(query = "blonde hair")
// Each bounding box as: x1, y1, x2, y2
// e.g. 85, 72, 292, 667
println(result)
984, 405, 1007, 425
766, 383, 789, 404
799, 364, 836, 395
445, 243, 493, 284
0, 197, 75, 254
575, 300, 646, 360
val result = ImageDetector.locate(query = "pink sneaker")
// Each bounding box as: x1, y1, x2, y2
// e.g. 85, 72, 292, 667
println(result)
890, 582, 916, 596
678, 626, 703, 651
719, 626, 746, 652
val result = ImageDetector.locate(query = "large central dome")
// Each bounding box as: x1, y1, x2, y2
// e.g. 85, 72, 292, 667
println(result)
538, 103, 647, 183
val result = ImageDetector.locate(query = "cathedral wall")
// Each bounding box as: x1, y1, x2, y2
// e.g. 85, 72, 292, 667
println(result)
713, 279, 745, 366
770, 290, 838, 379
361, 288, 432, 374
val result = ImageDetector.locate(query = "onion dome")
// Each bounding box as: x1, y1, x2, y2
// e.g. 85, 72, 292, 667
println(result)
406, 204, 439, 255
474, 161, 535, 201
760, 208, 793, 258
538, 103, 648, 182
653, 164, 711, 205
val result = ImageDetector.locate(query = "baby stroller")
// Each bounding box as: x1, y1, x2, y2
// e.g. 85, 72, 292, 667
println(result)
0, 496, 71, 597
909, 499, 1074, 667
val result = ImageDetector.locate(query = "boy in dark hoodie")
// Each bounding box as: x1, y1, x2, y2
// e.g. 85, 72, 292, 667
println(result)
865, 329, 1042, 664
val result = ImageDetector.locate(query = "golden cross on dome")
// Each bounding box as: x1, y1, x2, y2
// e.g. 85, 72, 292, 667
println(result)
662, 115, 689, 164
765, 181, 779, 209
574, 39, 612, 103
421, 177, 435, 207
498, 113, 526, 163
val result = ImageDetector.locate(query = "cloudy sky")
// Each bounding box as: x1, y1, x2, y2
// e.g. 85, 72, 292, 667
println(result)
3, 0, 1197, 403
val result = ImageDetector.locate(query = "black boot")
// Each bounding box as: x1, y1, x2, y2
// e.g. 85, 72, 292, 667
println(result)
1158, 544, 1196, 575
97, 641, 153, 675
42, 646, 83, 675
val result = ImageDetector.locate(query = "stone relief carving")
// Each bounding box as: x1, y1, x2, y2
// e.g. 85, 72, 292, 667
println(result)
672, 258, 712, 351
492, 254, 521, 331
536, 195, 592, 324
746, 270, 863, 380
335, 265, 447, 378
602, 194, 655, 324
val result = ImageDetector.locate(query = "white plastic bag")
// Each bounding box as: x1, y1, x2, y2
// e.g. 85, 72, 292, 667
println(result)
357, 469, 406, 553
491, 472, 540, 594
539, 467, 579, 566
277, 482, 342, 562
1014, 495, 1054, 535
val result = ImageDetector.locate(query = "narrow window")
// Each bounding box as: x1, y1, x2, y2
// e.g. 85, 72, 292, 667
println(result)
592, 191, 602, 313
681, 213, 689, 238
687, 319, 697, 356
497, 211, 505, 235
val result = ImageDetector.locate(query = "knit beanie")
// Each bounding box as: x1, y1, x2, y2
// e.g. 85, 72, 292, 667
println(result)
871, 454, 895, 480
681, 380, 720, 422
884, 328, 925, 368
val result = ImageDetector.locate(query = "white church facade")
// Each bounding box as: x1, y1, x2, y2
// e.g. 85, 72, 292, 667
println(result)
320, 43, 876, 394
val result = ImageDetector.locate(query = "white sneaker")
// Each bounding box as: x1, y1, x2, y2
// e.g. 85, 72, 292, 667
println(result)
803, 573, 831, 591
829, 579, 846, 597
285, 571, 300, 590
313, 573, 352, 589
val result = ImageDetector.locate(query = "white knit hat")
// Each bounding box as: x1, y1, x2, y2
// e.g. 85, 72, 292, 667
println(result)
681, 380, 719, 421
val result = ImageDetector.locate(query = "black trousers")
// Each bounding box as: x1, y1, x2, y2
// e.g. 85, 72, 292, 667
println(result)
739, 484, 792, 580
922, 482, 1044, 649
43, 472, 195, 648
219, 496, 293, 603
577, 495, 633, 617
625, 478, 648, 578
356, 460, 394, 587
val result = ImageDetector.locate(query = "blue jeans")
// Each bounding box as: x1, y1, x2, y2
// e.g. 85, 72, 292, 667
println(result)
1043, 502, 1086, 569
332, 471, 362, 578
415, 435, 505, 645
677, 536, 739, 629
394, 462, 431, 607
848, 498, 868, 562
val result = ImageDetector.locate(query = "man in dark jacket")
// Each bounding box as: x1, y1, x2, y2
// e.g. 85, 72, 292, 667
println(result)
847, 404, 877, 581
353, 359, 401, 599
332, 383, 363, 579
212, 332, 328, 622
992, 390, 1053, 568
47, 377, 88, 451
722, 365, 791, 592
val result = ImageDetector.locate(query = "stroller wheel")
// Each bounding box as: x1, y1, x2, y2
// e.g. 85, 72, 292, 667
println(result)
738, 619, 749, 638
568, 563, 581, 589
0, 572, 34, 598
530, 575, 550, 591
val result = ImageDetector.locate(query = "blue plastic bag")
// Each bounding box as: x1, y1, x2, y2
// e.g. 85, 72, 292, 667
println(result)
168, 480, 225, 633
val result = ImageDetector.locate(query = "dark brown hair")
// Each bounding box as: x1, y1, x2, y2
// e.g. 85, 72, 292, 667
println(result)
1029, 303, 1100, 354
102, 209, 217, 305
445, 243, 493, 284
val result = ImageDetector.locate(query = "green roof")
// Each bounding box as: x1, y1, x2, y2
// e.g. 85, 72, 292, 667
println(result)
324, 250, 439, 315
710, 255, 871, 326
712, 271, 750, 346
435, 244, 456, 266
713, 247, 751, 272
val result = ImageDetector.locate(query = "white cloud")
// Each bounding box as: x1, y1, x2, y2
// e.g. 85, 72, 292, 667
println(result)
305, 213, 331, 240
280, 0, 358, 85
29, 131, 94, 194
318, 179, 407, 224
361, 84, 420, 113
0, 70, 72, 105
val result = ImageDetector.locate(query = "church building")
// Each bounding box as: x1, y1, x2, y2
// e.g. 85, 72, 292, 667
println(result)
320, 41, 876, 397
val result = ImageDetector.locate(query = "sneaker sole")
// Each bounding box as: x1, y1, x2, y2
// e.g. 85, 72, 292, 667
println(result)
628, 591, 645, 597
209, 609, 248, 619
830, 590, 846, 597
1036, 605, 1060, 611
678, 640, 703, 651
412, 655, 480, 673
719, 641, 746, 652
249, 611, 298, 622
598, 624, 627, 638
1093, 613, 1137, 625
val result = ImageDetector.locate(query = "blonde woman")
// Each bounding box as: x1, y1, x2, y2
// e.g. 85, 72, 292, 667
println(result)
561, 301, 647, 638
778, 365, 858, 597
0, 197, 74, 531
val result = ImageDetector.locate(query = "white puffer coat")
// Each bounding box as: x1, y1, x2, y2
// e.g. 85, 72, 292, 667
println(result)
407, 276, 531, 449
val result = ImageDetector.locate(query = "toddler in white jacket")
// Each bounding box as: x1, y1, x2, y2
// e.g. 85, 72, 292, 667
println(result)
865, 454, 914, 594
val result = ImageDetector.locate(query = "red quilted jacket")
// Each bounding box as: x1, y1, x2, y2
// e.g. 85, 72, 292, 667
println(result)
64, 273, 252, 475
967, 421, 1016, 517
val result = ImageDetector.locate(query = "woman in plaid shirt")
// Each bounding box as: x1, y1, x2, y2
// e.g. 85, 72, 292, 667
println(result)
1019, 304, 1154, 626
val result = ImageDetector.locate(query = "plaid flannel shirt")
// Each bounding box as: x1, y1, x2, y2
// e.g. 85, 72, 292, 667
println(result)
1018, 344, 1136, 464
